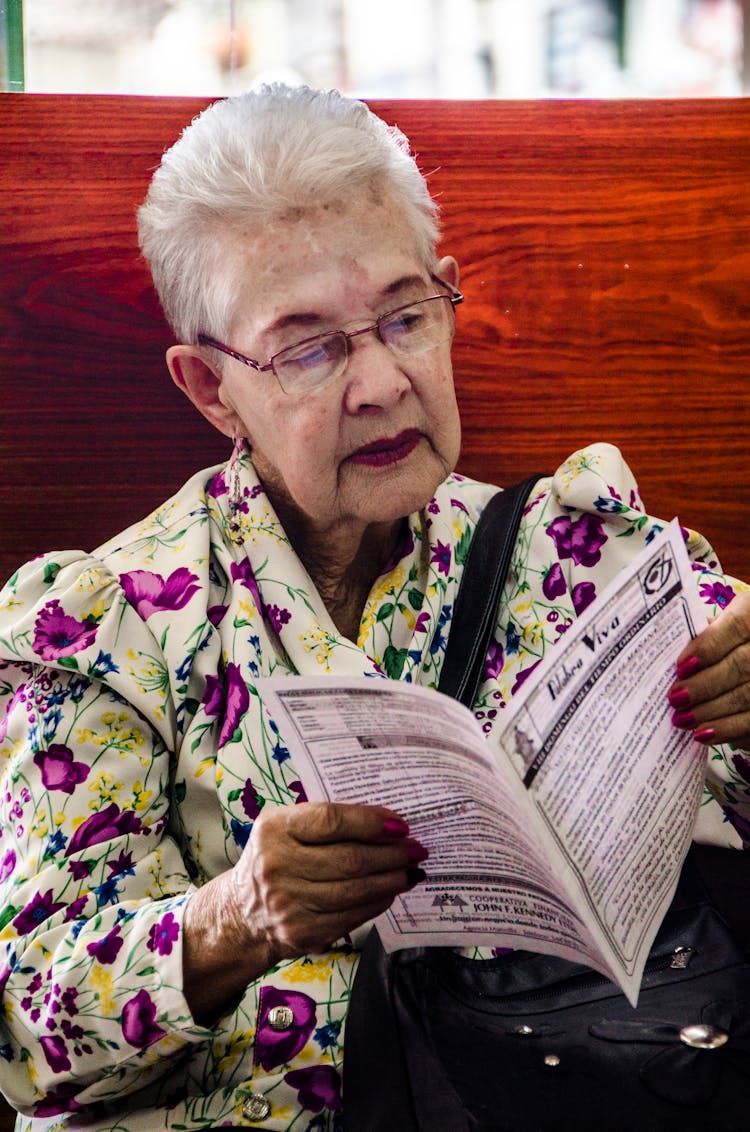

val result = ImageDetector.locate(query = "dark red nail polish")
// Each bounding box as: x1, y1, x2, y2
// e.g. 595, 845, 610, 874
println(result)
406, 867, 427, 887
668, 687, 691, 709
694, 728, 716, 744
672, 710, 696, 728
406, 842, 429, 864
383, 817, 409, 837
676, 656, 701, 680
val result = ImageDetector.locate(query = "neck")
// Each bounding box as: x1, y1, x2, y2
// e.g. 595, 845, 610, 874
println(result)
275, 503, 405, 641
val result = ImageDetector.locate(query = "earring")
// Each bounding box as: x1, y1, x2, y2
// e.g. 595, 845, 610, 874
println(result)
228, 437, 246, 547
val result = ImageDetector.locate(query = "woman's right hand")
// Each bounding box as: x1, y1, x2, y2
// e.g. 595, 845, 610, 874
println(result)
229, 802, 428, 960
183, 803, 427, 1024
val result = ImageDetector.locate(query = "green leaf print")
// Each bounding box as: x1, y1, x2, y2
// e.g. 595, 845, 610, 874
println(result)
383, 645, 408, 679
454, 524, 472, 566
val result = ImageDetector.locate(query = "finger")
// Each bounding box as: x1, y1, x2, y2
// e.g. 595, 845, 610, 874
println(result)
280, 838, 428, 884
281, 801, 412, 847
675, 589, 750, 672
670, 640, 750, 711
262, 867, 427, 954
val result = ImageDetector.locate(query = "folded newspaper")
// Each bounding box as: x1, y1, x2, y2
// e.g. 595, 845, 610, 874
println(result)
261, 521, 708, 1005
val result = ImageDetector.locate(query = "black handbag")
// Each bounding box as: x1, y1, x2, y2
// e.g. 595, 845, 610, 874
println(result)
343, 478, 750, 1132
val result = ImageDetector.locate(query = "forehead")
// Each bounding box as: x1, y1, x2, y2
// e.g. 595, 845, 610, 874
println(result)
227, 192, 428, 341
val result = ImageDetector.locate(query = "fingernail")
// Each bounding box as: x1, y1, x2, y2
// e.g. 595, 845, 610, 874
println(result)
676, 656, 701, 680
383, 817, 409, 837
694, 728, 716, 744
672, 709, 696, 728
405, 867, 427, 887
668, 687, 691, 709
406, 842, 429, 864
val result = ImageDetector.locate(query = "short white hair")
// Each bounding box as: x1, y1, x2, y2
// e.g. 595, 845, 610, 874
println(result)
137, 84, 441, 346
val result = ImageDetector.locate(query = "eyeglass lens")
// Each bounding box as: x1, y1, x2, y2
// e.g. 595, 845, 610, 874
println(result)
274, 295, 453, 392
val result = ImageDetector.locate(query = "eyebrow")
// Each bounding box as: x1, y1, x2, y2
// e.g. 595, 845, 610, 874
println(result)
260, 273, 430, 338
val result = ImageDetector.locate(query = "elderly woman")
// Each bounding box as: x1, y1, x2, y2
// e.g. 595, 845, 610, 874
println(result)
0, 85, 748, 1131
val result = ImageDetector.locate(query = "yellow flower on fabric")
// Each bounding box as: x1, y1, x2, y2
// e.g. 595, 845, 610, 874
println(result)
195, 755, 217, 778
213, 1030, 255, 1074
131, 781, 153, 811
283, 952, 350, 984
557, 450, 603, 488
90, 967, 115, 1013
511, 592, 534, 616
402, 607, 416, 631
86, 597, 107, 622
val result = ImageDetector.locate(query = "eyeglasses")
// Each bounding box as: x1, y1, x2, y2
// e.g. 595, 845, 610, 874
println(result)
197, 275, 463, 395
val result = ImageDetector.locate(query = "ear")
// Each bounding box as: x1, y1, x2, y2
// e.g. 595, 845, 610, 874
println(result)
166, 345, 239, 439
435, 255, 459, 290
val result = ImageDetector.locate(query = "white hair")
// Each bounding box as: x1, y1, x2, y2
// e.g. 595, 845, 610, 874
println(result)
137, 84, 441, 346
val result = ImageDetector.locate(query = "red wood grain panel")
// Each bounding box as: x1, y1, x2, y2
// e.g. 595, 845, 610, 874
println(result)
1, 94, 748, 588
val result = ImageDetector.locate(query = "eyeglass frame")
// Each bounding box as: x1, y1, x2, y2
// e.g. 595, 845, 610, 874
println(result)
196, 274, 463, 393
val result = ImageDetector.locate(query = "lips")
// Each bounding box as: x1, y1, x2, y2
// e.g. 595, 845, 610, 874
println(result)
349, 429, 421, 468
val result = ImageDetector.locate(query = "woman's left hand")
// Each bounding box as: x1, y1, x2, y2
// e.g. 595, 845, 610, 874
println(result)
669, 589, 750, 748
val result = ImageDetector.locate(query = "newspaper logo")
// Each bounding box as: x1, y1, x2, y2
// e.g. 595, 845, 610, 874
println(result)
642, 548, 673, 595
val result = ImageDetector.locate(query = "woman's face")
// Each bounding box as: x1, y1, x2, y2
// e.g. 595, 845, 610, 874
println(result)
182, 192, 461, 539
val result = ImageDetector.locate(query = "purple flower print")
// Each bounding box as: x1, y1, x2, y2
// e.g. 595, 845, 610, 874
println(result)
546, 513, 607, 568
284, 1065, 343, 1113
542, 562, 567, 601
121, 989, 166, 1049
0, 848, 16, 883
33, 744, 90, 795
241, 778, 264, 821
289, 780, 308, 804
119, 568, 200, 620
266, 604, 291, 634
230, 559, 262, 609
256, 987, 317, 1071
33, 1083, 82, 1118
106, 850, 135, 877
64, 896, 88, 922
40, 1034, 71, 1074
699, 581, 735, 610
207, 469, 229, 498
32, 600, 99, 661
571, 581, 597, 616
64, 803, 142, 857
87, 925, 123, 965
511, 660, 542, 696
484, 639, 505, 681
207, 604, 228, 626
0, 685, 25, 744
724, 806, 750, 844
431, 541, 452, 577
14, 890, 66, 935
147, 911, 179, 957
732, 753, 750, 784
574, 579, 597, 615
201, 674, 225, 716
201, 663, 250, 748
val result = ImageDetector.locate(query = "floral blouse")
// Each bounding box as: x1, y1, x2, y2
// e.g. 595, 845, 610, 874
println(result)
0, 441, 747, 1131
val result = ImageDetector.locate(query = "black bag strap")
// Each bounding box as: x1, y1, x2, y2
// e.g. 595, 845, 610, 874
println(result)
438, 474, 545, 708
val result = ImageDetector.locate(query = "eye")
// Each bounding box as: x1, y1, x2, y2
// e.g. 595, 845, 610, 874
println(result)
380, 306, 428, 344
280, 335, 342, 372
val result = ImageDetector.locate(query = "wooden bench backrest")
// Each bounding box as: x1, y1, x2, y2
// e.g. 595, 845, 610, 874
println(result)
1, 94, 749, 585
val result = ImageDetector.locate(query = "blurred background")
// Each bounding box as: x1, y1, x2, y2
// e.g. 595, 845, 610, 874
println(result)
1, 0, 748, 97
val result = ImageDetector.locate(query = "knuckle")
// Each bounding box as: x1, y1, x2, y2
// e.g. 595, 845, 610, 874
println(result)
338, 844, 365, 877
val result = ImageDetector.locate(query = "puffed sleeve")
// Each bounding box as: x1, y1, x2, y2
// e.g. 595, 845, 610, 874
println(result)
502, 442, 749, 848
0, 552, 215, 1117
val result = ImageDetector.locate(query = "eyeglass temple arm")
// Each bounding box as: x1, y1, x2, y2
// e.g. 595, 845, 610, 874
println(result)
430, 273, 464, 307
197, 334, 264, 371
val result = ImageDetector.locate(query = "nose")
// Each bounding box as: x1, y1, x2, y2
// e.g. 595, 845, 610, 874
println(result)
342, 332, 411, 413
